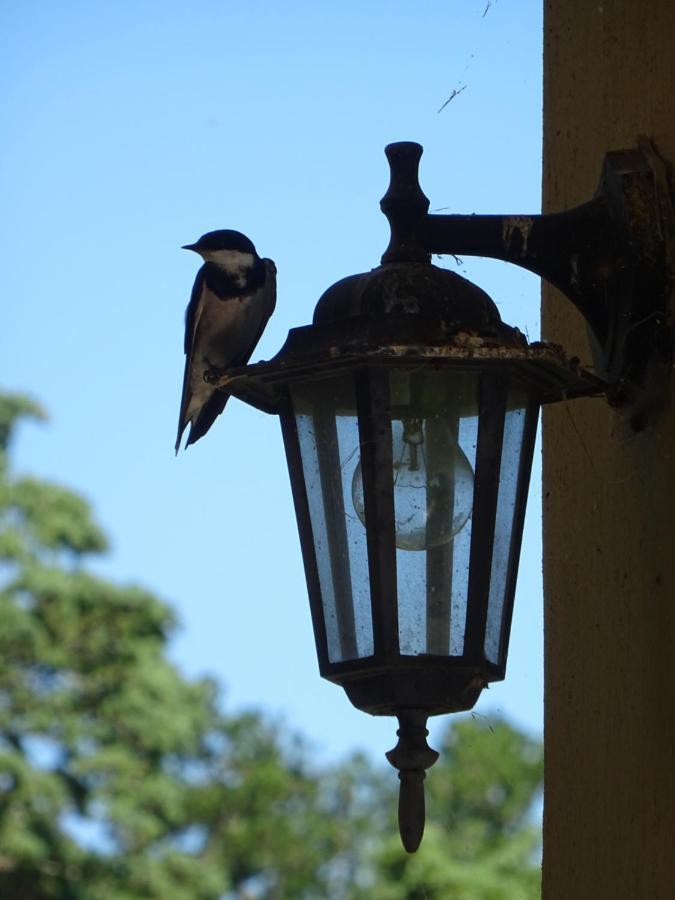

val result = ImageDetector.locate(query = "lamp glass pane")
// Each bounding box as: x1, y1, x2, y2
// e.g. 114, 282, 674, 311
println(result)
291, 376, 373, 664
389, 370, 480, 657
484, 387, 538, 665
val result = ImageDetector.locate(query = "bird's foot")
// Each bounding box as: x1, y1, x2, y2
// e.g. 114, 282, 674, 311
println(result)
203, 365, 230, 385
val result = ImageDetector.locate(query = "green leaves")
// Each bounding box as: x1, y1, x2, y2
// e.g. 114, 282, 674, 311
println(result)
432, 714, 543, 848
370, 716, 543, 899
6, 478, 108, 557
0, 393, 46, 455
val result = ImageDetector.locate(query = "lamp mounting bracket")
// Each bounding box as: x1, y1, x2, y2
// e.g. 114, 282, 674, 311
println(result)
380, 140, 675, 410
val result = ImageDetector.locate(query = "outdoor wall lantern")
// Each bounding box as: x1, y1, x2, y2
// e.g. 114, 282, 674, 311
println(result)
213, 141, 673, 851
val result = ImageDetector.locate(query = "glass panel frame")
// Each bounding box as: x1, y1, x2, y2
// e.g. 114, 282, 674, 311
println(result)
487, 394, 539, 671
279, 360, 540, 702
484, 388, 530, 664
290, 375, 374, 665
464, 375, 508, 661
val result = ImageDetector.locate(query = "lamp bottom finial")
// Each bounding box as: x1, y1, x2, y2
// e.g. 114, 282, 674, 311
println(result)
385, 710, 439, 853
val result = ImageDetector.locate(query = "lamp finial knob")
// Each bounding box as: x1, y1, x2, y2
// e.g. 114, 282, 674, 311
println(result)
381, 142, 431, 264
386, 709, 439, 852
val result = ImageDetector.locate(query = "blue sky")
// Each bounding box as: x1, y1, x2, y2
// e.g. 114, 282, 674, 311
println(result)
2, 0, 545, 763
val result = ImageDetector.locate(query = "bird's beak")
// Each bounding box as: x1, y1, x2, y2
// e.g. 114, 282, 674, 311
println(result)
182, 243, 199, 252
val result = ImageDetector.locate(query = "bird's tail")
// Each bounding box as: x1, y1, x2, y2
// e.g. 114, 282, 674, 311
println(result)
176, 391, 229, 452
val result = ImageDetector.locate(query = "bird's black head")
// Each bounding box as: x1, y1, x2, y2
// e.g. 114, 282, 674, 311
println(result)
182, 229, 258, 257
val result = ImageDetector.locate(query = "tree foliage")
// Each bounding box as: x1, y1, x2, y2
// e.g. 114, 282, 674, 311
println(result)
0, 390, 542, 898
370, 716, 543, 899
0, 391, 369, 899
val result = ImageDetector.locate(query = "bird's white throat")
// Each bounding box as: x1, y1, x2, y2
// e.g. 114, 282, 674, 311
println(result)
201, 249, 255, 275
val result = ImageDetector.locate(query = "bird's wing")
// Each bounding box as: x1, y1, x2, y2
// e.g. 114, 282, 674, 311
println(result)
175, 266, 206, 453
235, 258, 277, 367
184, 266, 206, 353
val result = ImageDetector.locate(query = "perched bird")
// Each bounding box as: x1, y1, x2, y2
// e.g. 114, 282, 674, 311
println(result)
175, 229, 276, 452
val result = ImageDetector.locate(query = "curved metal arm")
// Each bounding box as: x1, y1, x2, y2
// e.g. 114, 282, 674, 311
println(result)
380, 141, 674, 407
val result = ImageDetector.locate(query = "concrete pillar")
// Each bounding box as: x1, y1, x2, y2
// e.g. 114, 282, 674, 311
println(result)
542, 2, 675, 897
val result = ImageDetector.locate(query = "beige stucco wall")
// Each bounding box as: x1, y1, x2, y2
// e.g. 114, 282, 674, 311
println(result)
542, 2, 675, 897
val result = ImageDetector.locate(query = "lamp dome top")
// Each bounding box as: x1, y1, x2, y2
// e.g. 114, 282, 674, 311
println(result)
313, 261, 524, 346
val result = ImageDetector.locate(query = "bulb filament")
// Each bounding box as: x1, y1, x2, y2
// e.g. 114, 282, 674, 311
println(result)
401, 418, 424, 473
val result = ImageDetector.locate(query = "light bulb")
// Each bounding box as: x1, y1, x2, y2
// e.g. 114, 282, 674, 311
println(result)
351, 417, 474, 551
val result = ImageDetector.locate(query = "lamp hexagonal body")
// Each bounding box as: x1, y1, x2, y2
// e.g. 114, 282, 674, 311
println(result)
219, 262, 599, 720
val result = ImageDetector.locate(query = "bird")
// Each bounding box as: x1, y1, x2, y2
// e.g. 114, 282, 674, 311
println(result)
175, 229, 276, 452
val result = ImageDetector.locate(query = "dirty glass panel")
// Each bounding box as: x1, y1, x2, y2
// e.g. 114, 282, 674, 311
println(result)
484, 386, 535, 665
449, 410, 479, 655
292, 376, 373, 663
336, 415, 374, 658
389, 370, 479, 656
